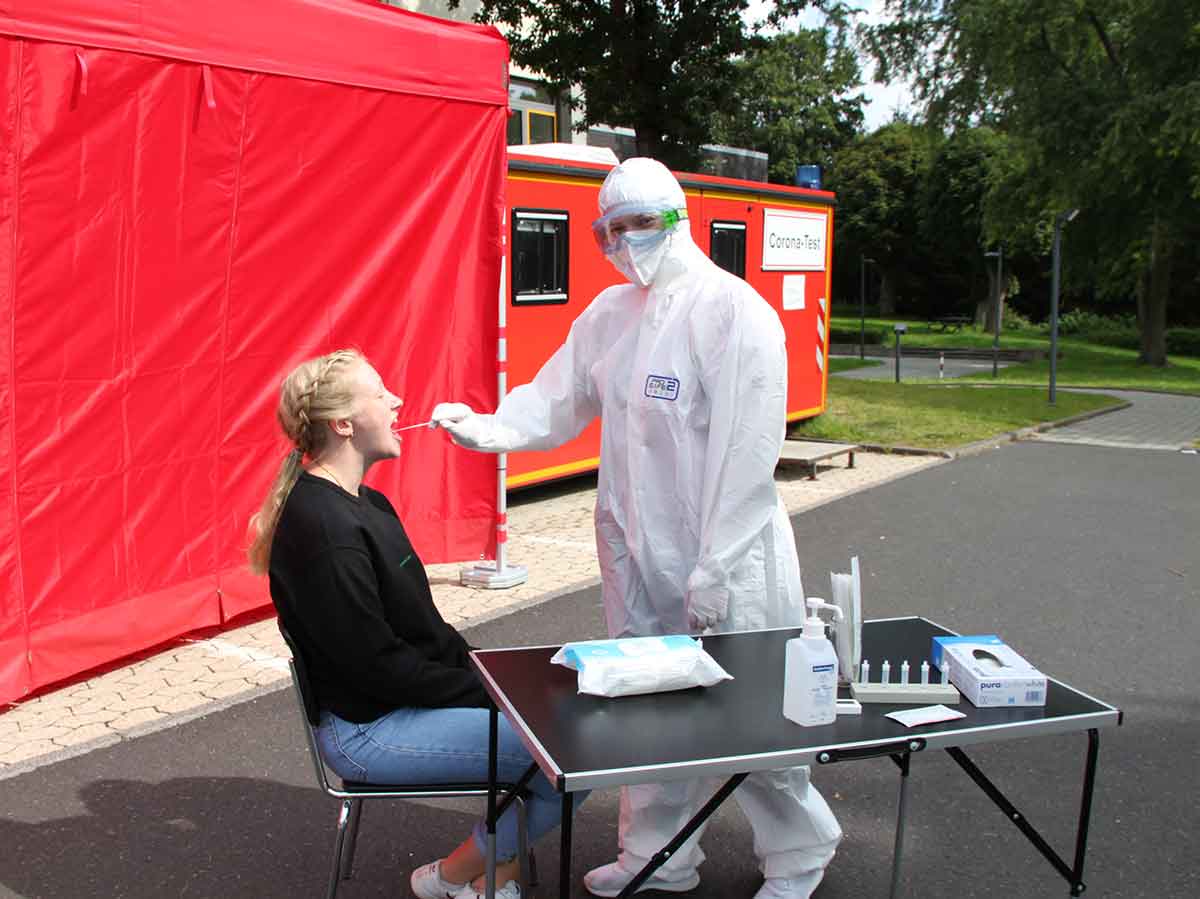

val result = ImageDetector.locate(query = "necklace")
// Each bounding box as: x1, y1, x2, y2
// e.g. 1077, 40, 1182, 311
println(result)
316, 462, 349, 494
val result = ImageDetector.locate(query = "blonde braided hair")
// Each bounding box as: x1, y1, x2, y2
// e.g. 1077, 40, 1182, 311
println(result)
248, 349, 363, 574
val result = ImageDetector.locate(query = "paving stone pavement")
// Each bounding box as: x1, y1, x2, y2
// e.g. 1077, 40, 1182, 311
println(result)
0, 450, 941, 778
1028, 388, 1200, 450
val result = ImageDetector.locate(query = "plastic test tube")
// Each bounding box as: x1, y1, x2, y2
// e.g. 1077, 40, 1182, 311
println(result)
880, 660, 891, 683
920, 661, 930, 684
860, 659, 870, 683
900, 660, 910, 684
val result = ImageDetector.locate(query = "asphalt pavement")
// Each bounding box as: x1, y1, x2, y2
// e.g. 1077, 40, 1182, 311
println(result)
2, 440, 1196, 898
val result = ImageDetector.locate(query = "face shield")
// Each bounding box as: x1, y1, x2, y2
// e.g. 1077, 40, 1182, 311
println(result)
591, 205, 689, 257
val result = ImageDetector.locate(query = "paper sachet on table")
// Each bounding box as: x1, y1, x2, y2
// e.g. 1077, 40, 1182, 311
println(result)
551, 635, 733, 698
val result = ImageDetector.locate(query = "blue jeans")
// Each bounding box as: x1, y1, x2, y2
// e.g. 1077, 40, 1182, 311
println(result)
316, 706, 582, 861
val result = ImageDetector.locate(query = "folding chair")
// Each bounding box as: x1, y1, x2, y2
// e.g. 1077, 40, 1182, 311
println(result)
278, 624, 535, 899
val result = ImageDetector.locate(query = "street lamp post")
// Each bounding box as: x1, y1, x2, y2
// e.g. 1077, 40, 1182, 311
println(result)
1049, 210, 1079, 405
984, 245, 1004, 377
859, 255, 875, 361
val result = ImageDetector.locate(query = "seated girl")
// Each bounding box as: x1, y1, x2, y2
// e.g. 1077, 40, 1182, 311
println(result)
249, 349, 576, 899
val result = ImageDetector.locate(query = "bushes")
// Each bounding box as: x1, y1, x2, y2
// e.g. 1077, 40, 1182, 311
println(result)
1003, 308, 1036, 331
1167, 328, 1200, 358
1039, 312, 1200, 357
1051, 310, 1140, 349
830, 326, 888, 345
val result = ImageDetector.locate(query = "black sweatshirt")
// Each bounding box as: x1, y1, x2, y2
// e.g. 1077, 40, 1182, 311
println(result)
269, 472, 489, 722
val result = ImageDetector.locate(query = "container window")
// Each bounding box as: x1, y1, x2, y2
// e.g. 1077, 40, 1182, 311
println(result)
711, 220, 747, 278
512, 209, 569, 305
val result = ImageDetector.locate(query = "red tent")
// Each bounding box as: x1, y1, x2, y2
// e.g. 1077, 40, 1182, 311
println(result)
0, 0, 508, 704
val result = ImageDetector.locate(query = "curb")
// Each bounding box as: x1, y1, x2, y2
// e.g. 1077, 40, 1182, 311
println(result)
956, 381, 1200, 399
846, 443, 952, 459
460, 576, 604, 633
946, 399, 1135, 458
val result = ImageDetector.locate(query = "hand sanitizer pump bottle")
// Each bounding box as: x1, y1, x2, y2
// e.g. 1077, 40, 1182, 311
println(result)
783, 598, 844, 726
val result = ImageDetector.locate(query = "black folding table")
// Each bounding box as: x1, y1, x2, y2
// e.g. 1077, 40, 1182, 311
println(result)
470, 616, 1121, 898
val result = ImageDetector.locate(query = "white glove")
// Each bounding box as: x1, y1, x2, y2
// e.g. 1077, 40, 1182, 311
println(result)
431, 402, 487, 450
430, 402, 522, 453
431, 402, 474, 426
687, 585, 729, 633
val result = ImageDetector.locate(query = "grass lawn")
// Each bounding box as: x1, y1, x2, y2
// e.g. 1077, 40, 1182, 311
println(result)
832, 315, 1050, 350
791, 380, 1123, 451
830, 314, 1200, 396
961, 341, 1200, 395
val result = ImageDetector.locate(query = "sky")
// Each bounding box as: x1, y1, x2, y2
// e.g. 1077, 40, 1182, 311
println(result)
744, 0, 914, 132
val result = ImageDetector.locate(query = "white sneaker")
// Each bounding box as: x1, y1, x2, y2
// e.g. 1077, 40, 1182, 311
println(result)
583, 860, 700, 897
454, 879, 521, 899
753, 872, 823, 899
410, 859, 467, 899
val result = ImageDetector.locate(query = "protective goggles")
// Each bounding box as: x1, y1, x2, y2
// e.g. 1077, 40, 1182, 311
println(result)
591, 206, 688, 255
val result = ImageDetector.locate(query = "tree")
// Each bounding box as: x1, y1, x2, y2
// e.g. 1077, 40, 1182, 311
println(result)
866, 0, 1200, 366
456, 1, 841, 171
709, 27, 866, 185
918, 127, 1027, 327
454, 1, 753, 169
825, 123, 932, 315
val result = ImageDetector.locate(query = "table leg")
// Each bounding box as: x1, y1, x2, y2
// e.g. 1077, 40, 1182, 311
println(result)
1069, 729, 1101, 897
888, 751, 912, 899
946, 729, 1101, 896
618, 773, 748, 899
559, 791, 573, 899
487, 704, 498, 899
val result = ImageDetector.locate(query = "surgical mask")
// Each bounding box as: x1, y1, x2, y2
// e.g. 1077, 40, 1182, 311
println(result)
607, 229, 672, 287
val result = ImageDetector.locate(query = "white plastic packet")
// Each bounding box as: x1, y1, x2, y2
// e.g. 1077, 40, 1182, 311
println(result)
829, 556, 862, 684
551, 635, 733, 698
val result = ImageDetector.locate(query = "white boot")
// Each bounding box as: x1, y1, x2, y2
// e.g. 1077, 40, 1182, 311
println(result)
753, 869, 825, 899
583, 860, 700, 897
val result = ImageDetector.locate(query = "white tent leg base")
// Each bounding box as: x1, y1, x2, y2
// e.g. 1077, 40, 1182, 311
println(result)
460, 561, 529, 589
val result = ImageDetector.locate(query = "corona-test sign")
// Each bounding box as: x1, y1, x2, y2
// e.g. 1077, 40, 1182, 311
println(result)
762, 208, 827, 271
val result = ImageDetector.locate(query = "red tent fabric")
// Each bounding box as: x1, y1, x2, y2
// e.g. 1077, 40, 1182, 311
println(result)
0, 1, 508, 703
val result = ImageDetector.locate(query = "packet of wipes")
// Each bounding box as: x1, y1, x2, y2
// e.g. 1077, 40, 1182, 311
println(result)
551, 635, 734, 698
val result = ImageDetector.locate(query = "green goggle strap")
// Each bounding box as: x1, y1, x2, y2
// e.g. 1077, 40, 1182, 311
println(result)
660, 208, 688, 229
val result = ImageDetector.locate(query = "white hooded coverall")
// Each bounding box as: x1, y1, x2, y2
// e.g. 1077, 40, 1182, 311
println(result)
437, 158, 841, 890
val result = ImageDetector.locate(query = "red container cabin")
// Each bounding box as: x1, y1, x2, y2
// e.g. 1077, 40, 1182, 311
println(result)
503, 151, 837, 488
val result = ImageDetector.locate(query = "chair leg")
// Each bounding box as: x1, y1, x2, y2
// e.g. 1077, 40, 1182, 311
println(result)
328, 799, 354, 899
340, 798, 364, 880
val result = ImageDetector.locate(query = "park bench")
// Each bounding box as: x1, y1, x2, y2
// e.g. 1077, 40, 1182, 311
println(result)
931, 315, 973, 332
778, 439, 859, 480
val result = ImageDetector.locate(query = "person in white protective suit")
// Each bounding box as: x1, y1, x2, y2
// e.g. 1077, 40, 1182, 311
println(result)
431, 157, 842, 899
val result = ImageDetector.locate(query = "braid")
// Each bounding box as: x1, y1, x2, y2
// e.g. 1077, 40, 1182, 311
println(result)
249, 348, 363, 574
295, 352, 352, 454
